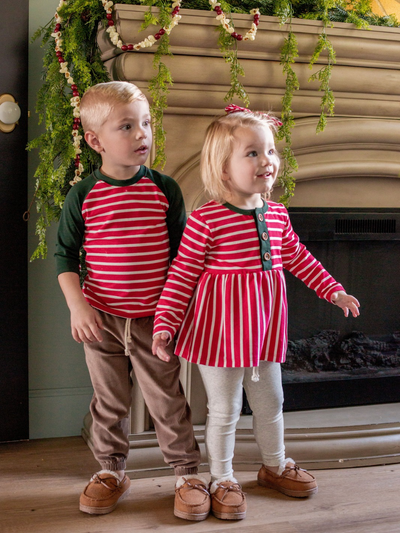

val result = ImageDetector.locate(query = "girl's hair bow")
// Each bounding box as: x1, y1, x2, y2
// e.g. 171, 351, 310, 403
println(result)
225, 104, 283, 127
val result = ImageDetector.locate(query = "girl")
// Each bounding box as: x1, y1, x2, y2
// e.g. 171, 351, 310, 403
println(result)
152, 105, 360, 521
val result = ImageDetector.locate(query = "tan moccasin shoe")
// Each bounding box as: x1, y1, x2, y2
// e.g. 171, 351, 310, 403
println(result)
210, 479, 247, 520
174, 476, 211, 521
258, 461, 318, 498
79, 471, 131, 514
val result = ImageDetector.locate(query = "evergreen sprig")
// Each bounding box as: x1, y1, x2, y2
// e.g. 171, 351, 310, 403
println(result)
276, 26, 299, 205
218, 26, 250, 107
308, 0, 337, 133
308, 35, 336, 132
144, 0, 175, 169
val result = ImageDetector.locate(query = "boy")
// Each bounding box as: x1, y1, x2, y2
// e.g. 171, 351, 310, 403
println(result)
55, 82, 210, 520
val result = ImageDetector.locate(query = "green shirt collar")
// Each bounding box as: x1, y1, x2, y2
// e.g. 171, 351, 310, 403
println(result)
223, 199, 268, 215
94, 166, 147, 186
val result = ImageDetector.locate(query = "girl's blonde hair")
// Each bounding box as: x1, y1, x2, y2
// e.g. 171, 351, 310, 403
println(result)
200, 111, 280, 203
80, 81, 147, 133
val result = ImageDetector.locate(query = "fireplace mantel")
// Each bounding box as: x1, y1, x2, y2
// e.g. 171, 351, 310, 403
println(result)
82, 6, 400, 476
96, 6, 400, 210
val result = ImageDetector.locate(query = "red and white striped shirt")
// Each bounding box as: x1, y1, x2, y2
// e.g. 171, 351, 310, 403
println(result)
153, 200, 344, 366
55, 167, 186, 319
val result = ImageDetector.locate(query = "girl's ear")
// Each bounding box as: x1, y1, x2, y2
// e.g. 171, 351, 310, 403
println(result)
84, 130, 103, 153
221, 165, 230, 182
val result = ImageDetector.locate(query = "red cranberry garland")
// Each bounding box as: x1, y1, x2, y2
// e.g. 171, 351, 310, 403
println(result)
103, 0, 260, 50
104, 0, 182, 50
52, 0, 84, 185
210, 1, 260, 41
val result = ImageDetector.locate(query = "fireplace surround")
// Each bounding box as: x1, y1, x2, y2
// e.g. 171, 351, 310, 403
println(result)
280, 208, 400, 411
81, 6, 400, 476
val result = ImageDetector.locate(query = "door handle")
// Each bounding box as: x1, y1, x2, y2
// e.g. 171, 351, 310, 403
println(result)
0, 93, 21, 133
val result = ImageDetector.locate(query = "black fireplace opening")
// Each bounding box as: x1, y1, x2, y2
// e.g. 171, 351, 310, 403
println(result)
280, 207, 400, 412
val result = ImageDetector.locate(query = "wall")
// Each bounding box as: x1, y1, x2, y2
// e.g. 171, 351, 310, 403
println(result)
28, 0, 93, 438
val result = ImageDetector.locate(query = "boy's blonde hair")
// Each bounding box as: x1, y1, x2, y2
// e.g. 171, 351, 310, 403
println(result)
80, 81, 147, 133
200, 111, 280, 203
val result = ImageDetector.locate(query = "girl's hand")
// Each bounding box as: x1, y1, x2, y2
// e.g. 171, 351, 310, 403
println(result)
331, 291, 360, 318
152, 332, 171, 362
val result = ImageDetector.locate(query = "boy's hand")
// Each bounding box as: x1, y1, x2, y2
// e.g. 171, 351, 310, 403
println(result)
331, 291, 360, 318
70, 301, 104, 344
58, 272, 104, 343
152, 333, 171, 362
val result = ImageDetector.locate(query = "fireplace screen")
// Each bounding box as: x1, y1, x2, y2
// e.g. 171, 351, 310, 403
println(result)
281, 208, 400, 411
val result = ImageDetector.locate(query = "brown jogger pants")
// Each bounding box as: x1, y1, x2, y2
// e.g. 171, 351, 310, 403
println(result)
84, 311, 200, 475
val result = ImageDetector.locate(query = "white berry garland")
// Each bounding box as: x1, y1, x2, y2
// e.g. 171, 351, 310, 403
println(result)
103, 0, 260, 49
209, 1, 260, 41
103, 0, 182, 50
52, 0, 84, 186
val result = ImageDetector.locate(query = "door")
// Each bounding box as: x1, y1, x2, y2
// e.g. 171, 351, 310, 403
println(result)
0, 0, 29, 441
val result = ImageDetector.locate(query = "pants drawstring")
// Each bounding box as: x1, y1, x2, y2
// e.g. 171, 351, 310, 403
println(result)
251, 366, 260, 382
124, 318, 132, 355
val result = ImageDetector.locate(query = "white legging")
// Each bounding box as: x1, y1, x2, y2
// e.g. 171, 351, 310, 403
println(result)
198, 362, 285, 481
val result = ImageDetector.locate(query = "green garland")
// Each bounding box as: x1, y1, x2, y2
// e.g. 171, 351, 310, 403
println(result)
144, 1, 175, 169
274, 0, 299, 204
218, 26, 250, 107
28, 0, 398, 259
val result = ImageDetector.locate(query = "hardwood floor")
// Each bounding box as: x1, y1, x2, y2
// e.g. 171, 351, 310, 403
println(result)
1, 436, 399, 533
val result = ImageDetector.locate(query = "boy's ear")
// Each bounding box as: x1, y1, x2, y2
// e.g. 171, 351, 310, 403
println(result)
84, 130, 103, 153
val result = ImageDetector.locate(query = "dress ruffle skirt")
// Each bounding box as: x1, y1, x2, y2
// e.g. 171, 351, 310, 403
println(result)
175, 269, 288, 367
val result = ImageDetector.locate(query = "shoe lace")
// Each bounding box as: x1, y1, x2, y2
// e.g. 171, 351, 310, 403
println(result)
215, 482, 245, 501
281, 464, 306, 478
176, 479, 210, 496
92, 473, 121, 490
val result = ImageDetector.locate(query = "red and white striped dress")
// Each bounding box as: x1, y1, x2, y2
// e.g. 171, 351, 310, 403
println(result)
153, 200, 344, 367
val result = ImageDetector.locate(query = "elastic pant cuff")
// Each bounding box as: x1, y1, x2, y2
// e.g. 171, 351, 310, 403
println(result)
99, 461, 126, 472
174, 466, 198, 477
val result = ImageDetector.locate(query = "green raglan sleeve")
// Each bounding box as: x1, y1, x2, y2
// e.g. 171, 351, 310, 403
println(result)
54, 175, 95, 276
151, 170, 187, 261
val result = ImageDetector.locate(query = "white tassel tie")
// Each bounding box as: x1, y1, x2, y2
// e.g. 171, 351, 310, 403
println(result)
251, 366, 260, 382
